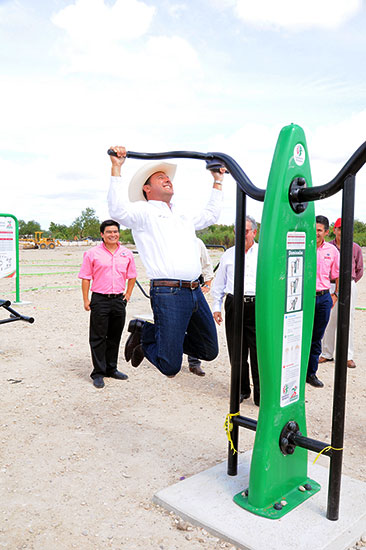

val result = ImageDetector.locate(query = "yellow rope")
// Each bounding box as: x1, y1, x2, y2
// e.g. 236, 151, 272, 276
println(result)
313, 445, 343, 464
224, 412, 240, 455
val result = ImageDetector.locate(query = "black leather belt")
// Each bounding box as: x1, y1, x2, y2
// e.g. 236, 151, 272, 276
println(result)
316, 289, 329, 296
93, 292, 124, 299
151, 279, 199, 289
227, 293, 255, 303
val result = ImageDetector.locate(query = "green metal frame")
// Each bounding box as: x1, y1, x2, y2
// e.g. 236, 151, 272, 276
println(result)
0, 213, 20, 303
234, 124, 319, 518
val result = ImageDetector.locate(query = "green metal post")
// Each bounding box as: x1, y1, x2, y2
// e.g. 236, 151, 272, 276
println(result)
234, 124, 319, 519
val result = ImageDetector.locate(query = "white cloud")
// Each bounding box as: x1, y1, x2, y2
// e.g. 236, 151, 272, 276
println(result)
167, 3, 188, 18
52, 0, 155, 44
309, 110, 366, 163
307, 111, 366, 222
0, 1, 31, 26
197, 115, 366, 226
51, 0, 201, 86
51, 0, 156, 74
233, 0, 363, 30
1, 0, 365, 230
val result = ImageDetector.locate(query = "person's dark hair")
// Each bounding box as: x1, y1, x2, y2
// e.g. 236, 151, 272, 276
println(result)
142, 176, 152, 200
100, 219, 120, 233
316, 215, 329, 231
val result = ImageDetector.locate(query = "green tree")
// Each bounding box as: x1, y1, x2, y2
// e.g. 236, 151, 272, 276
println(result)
49, 222, 72, 240
197, 224, 235, 248
71, 207, 100, 239
119, 228, 134, 244
328, 218, 366, 246
18, 219, 42, 236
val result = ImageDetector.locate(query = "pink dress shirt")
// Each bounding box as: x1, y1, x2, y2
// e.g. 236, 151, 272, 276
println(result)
316, 241, 340, 291
329, 239, 364, 282
78, 242, 136, 294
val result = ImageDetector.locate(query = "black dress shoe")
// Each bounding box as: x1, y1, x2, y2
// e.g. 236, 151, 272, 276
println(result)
306, 374, 324, 388
189, 365, 206, 376
109, 370, 128, 380
125, 319, 144, 362
93, 376, 105, 389
240, 392, 251, 403
131, 344, 145, 368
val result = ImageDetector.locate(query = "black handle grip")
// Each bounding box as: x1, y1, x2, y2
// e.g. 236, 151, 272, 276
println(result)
205, 160, 229, 174
107, 149, 118, 157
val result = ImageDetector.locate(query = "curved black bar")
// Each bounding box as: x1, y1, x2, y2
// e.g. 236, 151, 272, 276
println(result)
125, 150, 266, 202
135, 280, 150, 300
291, 141, 366, 203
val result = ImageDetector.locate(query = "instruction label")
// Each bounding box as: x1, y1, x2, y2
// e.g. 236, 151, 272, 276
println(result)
280, 232, 306, 407
0, 216, 16, 278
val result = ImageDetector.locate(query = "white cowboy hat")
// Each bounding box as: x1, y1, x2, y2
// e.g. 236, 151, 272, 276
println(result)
128, 161, 177, 202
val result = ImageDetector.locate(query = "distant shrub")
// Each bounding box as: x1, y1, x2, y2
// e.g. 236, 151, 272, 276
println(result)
119, 229, 134, 244
197, 223, 260, 248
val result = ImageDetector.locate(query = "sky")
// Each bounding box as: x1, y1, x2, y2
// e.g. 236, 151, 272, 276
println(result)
1, 0, 365, 230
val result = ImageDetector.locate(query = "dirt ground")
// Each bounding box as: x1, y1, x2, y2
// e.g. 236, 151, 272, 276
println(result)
1, 245, 365, 550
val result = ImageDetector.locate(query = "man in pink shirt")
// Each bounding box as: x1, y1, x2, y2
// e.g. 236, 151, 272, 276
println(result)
78, 220, 137, 388
306, 215, 340, 388
320, 217, 364, 368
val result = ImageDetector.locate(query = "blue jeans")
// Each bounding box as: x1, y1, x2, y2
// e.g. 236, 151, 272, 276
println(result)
307, 292, 333, 376
141, 282, 218, 376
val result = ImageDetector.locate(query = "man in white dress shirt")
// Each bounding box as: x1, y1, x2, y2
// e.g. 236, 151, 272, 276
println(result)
212, 216, 260, 405
107, 146, 225, 377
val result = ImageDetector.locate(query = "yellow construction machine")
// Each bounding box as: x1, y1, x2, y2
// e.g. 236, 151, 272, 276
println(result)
19, 231, 61, 250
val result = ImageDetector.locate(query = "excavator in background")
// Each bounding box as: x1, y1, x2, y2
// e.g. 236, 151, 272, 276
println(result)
19, 231, 61, 250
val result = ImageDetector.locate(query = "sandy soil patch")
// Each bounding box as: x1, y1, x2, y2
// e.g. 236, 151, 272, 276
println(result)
1, 245, 365, 549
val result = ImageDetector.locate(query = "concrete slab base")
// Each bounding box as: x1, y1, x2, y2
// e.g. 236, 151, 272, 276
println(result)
154, 451, 366, 550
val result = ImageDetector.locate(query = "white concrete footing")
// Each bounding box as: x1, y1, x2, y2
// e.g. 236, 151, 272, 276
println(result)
154, 451, 366, 550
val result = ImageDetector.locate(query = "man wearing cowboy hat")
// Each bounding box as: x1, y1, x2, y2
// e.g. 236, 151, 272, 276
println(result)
107, 146, 225, 377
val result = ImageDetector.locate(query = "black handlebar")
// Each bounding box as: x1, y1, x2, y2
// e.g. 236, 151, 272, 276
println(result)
108, 140, 366, 205
290, 141, 366, 203
107, 148, 265, 201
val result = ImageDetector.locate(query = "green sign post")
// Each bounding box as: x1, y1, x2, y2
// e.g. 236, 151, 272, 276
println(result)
0, 214, 20, 303
234, 124, 319, 518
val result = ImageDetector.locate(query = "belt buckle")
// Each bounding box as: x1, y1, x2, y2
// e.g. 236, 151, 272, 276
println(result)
189, 280, 196, 289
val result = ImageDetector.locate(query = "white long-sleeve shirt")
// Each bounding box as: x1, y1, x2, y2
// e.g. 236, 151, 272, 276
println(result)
211, 243, 258, 312
108, 176, 222, 280
197, 238, 214, 282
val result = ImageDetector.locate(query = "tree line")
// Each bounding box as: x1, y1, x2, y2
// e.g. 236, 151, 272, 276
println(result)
18, 208, 366, 247
19, 208, 105, 241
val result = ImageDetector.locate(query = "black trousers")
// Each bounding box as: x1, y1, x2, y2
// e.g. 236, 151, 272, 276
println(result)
224, 293, 260, 401
89, 293, 126, 379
